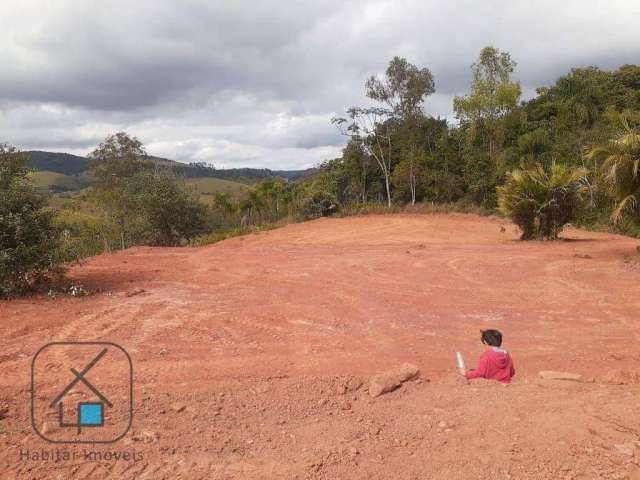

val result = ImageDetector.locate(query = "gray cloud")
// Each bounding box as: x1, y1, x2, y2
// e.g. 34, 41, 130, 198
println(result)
1, 0, 639, 168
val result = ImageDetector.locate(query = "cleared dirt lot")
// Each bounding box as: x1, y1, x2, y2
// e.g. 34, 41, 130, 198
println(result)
2, 214, 640, 479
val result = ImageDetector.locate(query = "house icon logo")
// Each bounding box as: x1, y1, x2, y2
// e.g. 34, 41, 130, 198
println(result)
31, 342, 133, 444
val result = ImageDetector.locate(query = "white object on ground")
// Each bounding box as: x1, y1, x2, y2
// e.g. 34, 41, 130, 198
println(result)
456, 352, 465, 370
538, 371, 582, 381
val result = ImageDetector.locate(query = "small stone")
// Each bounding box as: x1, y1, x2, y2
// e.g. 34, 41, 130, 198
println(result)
437, 421, 447, 429
170, 402, 187, 413
538, 371, 582, 381
125, 288, 146, 297
613, 443, 635, 457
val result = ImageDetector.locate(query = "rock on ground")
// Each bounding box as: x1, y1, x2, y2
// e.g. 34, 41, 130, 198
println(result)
369, 363, 420, 397
538, 371, 583, 381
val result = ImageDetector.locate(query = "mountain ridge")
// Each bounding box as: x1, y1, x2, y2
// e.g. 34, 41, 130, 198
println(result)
24, 150, 317, 184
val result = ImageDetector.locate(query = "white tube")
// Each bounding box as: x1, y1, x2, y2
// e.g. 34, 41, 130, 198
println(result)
456, 352, 465, 370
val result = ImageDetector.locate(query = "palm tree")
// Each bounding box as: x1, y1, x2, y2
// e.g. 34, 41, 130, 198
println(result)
588, 121, 640, 222
497, 161, 588, 240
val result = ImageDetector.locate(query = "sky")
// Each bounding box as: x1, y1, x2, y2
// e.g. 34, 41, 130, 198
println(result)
1, 1, 639, 169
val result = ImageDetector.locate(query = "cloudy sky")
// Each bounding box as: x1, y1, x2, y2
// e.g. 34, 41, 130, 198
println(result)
1, 1, 639, 169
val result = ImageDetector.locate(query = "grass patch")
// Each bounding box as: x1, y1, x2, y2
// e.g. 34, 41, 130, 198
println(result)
185, 177, 250, 200
338, 200, 497, 218
29, 170, 80, 191
189, 219, 295, 247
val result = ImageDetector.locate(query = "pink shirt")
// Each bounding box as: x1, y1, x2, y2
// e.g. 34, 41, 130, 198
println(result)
466, 347, 515, 383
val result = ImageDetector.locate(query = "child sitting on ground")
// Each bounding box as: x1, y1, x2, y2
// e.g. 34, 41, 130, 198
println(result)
460, 329, 515, 383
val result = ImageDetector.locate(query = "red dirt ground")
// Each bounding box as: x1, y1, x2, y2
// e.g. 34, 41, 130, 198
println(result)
2, 213, 640, 479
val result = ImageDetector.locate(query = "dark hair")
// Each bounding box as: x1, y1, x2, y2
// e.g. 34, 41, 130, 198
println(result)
481, 329, 502, 347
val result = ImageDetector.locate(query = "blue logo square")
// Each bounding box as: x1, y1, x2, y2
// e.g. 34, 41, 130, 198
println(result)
79, 403, 103, 426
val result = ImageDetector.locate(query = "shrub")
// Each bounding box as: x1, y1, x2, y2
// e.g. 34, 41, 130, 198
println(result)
54, 209, 121, 260
497, 161, 588, 239
128, 169, 208, 246
0, 145, 64, 296
88, 133, 208, 247
588, 122, 640, 223
299, 191, 338, 219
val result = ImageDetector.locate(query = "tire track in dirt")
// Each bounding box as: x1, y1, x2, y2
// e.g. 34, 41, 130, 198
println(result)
3, 215, 640, 479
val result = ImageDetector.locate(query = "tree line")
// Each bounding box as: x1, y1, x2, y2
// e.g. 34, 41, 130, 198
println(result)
315, 47, 640, 238
1, 46, 639, 295
0, 133, 314, 295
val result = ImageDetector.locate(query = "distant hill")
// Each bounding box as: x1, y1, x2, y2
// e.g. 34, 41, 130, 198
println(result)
24, 150, 316, 186
273, 168, 318, 181
26, 151, 89, 176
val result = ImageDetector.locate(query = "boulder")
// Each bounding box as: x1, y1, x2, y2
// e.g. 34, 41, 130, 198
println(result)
369, 363, 420, 397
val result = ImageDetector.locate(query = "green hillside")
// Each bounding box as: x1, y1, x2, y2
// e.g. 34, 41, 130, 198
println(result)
29, 170, 81, 192
21, 150, 314, 201
185, 177, 250, 199
26, 151, 89, 175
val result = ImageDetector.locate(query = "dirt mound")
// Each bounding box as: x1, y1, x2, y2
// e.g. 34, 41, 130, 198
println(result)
1, 214, 640, 479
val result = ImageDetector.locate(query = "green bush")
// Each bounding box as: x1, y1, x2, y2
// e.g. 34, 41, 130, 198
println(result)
299, 191, 338, 219
497, 161, 588, 239
128, 170, 208, 246
189, 223, 283, 247
588, 122, 640, 223
0, 145, 64, 296
54, 209, 121, 260
189, 227, 253, 247
88, 133, 208, 247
